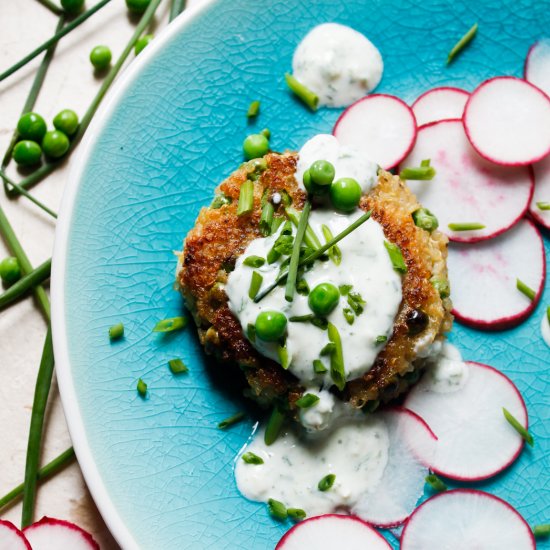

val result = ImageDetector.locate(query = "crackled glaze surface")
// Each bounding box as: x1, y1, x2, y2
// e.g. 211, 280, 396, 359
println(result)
54, 0, 550, 548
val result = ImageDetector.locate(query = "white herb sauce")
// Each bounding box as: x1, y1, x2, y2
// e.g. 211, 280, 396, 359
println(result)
419, 343, 469, 394
541, 312, 550, 348
292, 23, 383, 107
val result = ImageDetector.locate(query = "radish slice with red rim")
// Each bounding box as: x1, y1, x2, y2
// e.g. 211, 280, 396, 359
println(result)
401, 489, 536, 550
463, 76, 550, 166
275, 514, 391, 550
400, 119, 533, 242
411, 87, 469, 126
405, 361, 529, 481
447, 219, 545, 330
530, 154, 550, 229
353, 407, 436, 527
333, 94, 417, 169
23, 517, 99, 550
524, 39, 550, 98
0, 520, 31, 550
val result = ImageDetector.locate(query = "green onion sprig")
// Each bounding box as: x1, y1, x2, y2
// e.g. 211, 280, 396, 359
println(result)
284, 73, 319, 111
259, 202, 274, 236
321, 224, 341, 265
447, 22, 478, 64
285, 201, 311, 301
503, 407, 534, 446
399, 166, 436, 180
285, 206, 321, 250
516, 279, 536, 301
218, 412, 245, 429
248, 271, 263, 299
327, 323, 346, 391
295, 393, 320, 409
448, 222, 485, 231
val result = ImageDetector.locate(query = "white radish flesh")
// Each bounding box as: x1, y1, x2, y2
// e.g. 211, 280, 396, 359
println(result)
411, 87, 469, 126
530, 154, 550, 229
0, 520, 31, 550
447, 219, 545, 329
401, 489, 536, 550
23, 517, 99, 550
400, 119, 533, 242
276, 514, 391, 550
463, 76, 550, 166
405, 361, 529, 481
333, 94, 417, 169
524, 39, 550, 98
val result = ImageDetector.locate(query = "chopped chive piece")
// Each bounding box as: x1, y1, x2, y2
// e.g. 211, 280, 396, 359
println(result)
347, 291, 365, 316
448, 222, 485, 231
247, 323, 256, 343
327, 323, 346, 391
503, 407, 534, 446
284, 73, 319, 111
277, 343, 290, 369
285, 201, 312, 301
267, 498, 287, 520
547, 306, 550, 326
516, 278, 536, 301
536, 201, 550, 211
247, 100, 260, 118
242, 451, 264, 465
243, 255, 265, 268
249, 271, 263, 299
271, 216, 284, 234
310, 316, 328, 330
318, 474, 336, 492
286, 206, 322, 251
296, 278, 310, 296
109, 322, 124, 341
533, 524, 550, 538
152, 316, 187, 332
412, 208, 439, 232
211, 194, 231, 209
265, 406, 285, 445
339, 284, 352, 296
320, 342, 336, 356
425, 473, 447, 492
421, 159, 431, 167
343, 308, 355, 325
288, 508, 306, 521
399, 166, 436, 181
375, 335, 388, 344
237, 179, 254, 216
313, 359, 327, 374
384, 241, 407, 274
259, 202, 274, 236
321, 224, 342, 265
431, 277, 450, 299
137, 378, 147, 397
289, 314, 314, 322
267, 221, 294, 263
447, 22, 478, 64
296, 393, 320, 409
218, 412, 246, 429
168, 358, 188, 374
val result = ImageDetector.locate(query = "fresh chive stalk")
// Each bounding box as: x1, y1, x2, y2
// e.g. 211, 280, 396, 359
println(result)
285, 206, 321, 250
168, 358, 188, 374
425, 473, 447, 492
267, 498, 287, 520
536, 202, 550, 211
108, 322, 124, 341
259, 202, 274, 236
169, 0, 187, 22
264, 406, 285, 445
516, 279, 536, 301
247, 100, 260, 118
218, 412, 245, 429
241, 452, 264, 465
447, 22, 478, 64
321, 224, 341, 265
152, 316, 187, 333
399, 166, 436, 180
317, 474, 336, 492
237, 179, 254, 216
243, 255, 265, 268
287, 508, 306, 521
0, 170, 57, 218
249, 271, 263, 299
284, 73, 319, 111
295, 393, 320, 409
327, 323, 346, 391
447, 222, 485, 231
384, 241, 407, 274
0, 258, 51, 312
313, 359, 327, 374
503, 407, 534, 446
137, 378, 147, 397
285, 201, 311, 301
533, 524, 550, 538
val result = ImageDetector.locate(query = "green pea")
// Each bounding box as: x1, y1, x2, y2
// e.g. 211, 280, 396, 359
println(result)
17, 112, 47, 142
12, 140, 42, 167
330, 177, 362, 212
255, 311, 287, 342
303, 168, 328, 196
135, 34, 154, 55
126, 0, 151, 14
308, 283, 340, 317
243, 133, 269, 160
53, 109, 79, 137
309, 160, 335, 187
89, 45, 112, 70
42, 130, 70, 159
61, 0, 85, 15
0, 257, 21, 286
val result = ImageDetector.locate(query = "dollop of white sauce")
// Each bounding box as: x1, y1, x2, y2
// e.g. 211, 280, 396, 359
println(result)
298, 388, 340, 432
292, 23, 383, 107
295, 134, 379, 194
419, 343, 469, 394
225, 209, 402, 388
541, 312, 550, 348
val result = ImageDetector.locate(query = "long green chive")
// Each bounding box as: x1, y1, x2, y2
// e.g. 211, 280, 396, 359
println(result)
0, 258, 51, 312
318, 474, 336, 492
241, 451, 264, 465
503, 408, 534, 446
0, 170, 57, 218
425, 473, 447, 492
448, 222, 485, 231
285, 73, 319, 111
169, 0, 187, 22
109, 322, 124, 341
313, 359, 327, 374
267, 498, 287, 520
22, 327, 55, 527
152, 316, 187, 333
295, 393, 320, 408
259, 202, 274, 236
0, 447, 75, 512
255, 212, 371, 302
516, 279, 536, 301
536, 202, 550, 211
285, 201, 311, 301
327, 323, 346, 391
243, 255, 265, 268
533, 525, 550, 538
412, 208, 439, 232
286, 206, 321, 250
168, 358, 188, 374
288, 508, 306, 521
237, 179, 254, 216
399, 166, 436, 180
218, 412, 245, 429
264, 406, 285, 445
447, 22, 478, 64
247, 100, 260, 119
137, 378, 147, 397
375, 335, 388, 344
321, 224, 341, 265
249, 271, 263, 299
384, 241, 407, 274
431, 277, 450, 299
277, 343, 290, 369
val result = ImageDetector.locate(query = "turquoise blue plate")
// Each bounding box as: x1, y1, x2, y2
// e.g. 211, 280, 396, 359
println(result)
52, 0, 550, 548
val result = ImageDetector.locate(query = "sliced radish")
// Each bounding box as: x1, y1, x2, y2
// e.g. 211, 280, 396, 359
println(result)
333, 94, 417, 169
525, 39, 550, 98
411, 87, 469, 126
401, 489, 536, 550
463, 76, 550, 166
447, 219, 545, 329
0, 520, 31, 550
530, 154, 550, 229
276, 514, 391, 550
405, 361, 529, 481
23, 517, 99, 550
353, 408, 436, 527
400, 119, 533, 242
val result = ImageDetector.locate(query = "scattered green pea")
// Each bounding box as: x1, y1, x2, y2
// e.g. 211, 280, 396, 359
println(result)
134, 34, 154, 55
53, 109, 79, 137
243, 133, 269, 160
255, 310, 287, 342
309, 160, 335, 187
89, 45, 112, 70
17, 112, 47, 142
126, 0, 151, 14
330, 177, 362, 212
308, 282, 340, 317
61, 0, 85, 15
42, 130, 70, 159
12, 140, 42, 167
0, 257, 22, 286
